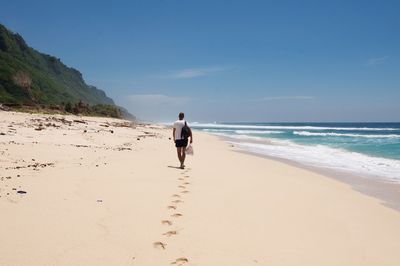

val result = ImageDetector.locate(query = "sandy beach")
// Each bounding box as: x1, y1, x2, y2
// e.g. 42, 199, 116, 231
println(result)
1, 111, 400, 266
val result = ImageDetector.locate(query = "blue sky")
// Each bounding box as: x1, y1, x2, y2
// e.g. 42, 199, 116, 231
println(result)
1, 0, 399, 122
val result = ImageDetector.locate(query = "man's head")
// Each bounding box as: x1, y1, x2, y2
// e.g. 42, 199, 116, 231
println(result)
178, 112, 184, 120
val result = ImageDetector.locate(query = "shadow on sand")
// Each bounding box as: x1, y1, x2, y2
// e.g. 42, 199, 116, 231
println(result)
167, 165, 183, 170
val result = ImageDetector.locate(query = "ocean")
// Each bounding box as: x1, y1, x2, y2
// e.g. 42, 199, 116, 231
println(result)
191, 122, 400, 183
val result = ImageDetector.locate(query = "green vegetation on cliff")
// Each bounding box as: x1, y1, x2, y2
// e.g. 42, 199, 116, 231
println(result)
0, 23, 134, 119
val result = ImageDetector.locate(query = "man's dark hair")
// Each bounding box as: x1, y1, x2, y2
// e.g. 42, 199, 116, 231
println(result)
179, 112, 184, 120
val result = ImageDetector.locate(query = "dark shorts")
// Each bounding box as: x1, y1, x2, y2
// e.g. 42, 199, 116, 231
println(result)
175, 139, 188, 148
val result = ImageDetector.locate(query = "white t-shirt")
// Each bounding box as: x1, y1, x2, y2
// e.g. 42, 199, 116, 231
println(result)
173, 120, 187, 140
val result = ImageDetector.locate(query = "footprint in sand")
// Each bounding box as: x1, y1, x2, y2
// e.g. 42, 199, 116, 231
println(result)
163, 230, 177, 237
161, 220, 173, 226
180, 190, 189, 194
172, 199, 183, 204
178, 177, 184, 181
153, 241, 167, 250
167, 205, 177, 210
171, 257, 189, 265
172, 194, 180, 198
183, 182, 190, 185
171, 213, 183, 218
178, 185, 186, 189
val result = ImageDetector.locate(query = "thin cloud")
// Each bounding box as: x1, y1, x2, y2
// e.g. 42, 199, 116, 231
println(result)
160, 66, 230, 79
127, 94, 190, 105
367, 56, 389, 66
257, 96, 315, 101
125, 94, 191, 121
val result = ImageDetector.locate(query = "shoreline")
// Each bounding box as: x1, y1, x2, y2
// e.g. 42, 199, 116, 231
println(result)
211, 133, 400, 212
2, 111, 400, 265
238, 149, 400, 211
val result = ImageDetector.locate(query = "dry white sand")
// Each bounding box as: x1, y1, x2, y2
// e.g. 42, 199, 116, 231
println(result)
1, 111, 400, 266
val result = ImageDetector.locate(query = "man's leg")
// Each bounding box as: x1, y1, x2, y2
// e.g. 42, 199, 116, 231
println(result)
177, 147, 183, 164
181, 148, 186, 166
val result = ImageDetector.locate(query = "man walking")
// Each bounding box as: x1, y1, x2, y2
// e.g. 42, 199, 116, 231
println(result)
173, 112, 193, 169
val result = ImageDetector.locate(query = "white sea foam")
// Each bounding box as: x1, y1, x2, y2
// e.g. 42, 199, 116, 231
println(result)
202, 129, 284, 134
191, 123, 398, 131
211, 132, 264, 141
293, 131, 400, 138
235, 130, 284, 134
202, 129, 234, 132
229, 140, 400, 182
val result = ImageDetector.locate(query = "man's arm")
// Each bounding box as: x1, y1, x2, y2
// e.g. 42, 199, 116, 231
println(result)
172, 128, 176, 143
189, 128, 193, 143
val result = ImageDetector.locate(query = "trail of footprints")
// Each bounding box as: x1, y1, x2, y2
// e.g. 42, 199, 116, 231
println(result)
153, 168, 192, 265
